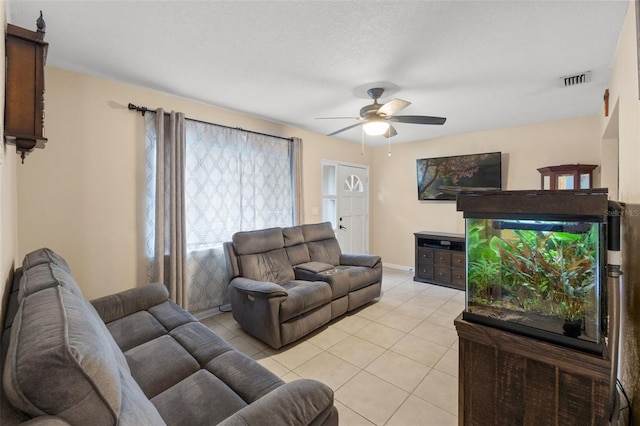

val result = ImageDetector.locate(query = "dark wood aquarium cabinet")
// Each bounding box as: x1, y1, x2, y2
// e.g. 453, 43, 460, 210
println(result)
414, 232, 465, 290
455, 315, 611, 426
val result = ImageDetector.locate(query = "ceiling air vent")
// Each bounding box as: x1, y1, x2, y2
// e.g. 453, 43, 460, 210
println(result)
560, 71, 592, 87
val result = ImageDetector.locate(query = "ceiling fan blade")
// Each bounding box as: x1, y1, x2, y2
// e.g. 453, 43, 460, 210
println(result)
390, 115, 446, 125
383, 125, 398, 138
377, 99, 411, 117
327, 122, 364, 136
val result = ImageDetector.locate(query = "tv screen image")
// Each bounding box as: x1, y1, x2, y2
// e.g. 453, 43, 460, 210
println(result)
416, 152, 502, 200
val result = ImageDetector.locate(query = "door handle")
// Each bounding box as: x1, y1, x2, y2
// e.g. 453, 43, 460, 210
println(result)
339, 225, 348, 230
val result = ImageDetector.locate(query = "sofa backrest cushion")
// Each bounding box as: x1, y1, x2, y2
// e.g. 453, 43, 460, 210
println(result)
4, 250, 166, 426
233, 228, 295, 285
302, 222, 342, 266
18, 263, 84, 304
22, 247, 71, 273
4, 286, 123, 424
237, 249, 295, 285
233, 227, 284, 255
282, 226, 311, 266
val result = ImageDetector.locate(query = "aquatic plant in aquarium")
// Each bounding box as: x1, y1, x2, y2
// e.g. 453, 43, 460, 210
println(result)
465, 218, 604, 353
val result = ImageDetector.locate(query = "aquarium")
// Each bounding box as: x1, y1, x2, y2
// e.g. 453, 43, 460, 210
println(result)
457, 189, 608, 355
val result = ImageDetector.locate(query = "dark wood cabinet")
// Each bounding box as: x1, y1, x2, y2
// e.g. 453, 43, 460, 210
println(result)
455, 315, 611, 425
5, 13, 48, 162
414, 232, 465, 291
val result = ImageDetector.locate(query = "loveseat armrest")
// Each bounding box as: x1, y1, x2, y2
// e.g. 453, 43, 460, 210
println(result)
340, 253, 381, 268
90, 282, 169, 323
231, 277, 288, 299
218, 379, 336, 426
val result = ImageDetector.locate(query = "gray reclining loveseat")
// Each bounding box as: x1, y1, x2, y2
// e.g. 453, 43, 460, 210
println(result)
224, 222, 382, 349
1, 248, 338, 425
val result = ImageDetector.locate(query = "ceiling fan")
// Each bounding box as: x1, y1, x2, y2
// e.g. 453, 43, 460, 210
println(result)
320, 87, 446, 138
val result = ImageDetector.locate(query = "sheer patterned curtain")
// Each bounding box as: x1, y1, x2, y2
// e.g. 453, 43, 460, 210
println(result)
146, 113, 300, 312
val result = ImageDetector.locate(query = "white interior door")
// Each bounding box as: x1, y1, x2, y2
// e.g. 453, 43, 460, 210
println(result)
336, 164, 369, 254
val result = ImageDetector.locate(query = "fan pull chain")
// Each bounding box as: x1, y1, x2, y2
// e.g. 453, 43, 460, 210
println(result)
387, 131, 391, 157
361, 127, 365, 155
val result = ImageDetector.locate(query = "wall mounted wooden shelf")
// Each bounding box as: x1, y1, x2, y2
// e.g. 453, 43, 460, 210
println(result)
5, 12, 48, 162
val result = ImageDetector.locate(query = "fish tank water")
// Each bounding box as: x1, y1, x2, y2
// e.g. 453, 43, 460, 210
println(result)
458, 190, 608, 355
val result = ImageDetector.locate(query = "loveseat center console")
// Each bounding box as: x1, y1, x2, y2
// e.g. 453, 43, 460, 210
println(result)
413, 231, 465, 291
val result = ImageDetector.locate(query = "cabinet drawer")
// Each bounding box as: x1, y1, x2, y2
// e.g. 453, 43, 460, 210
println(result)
434, 250, 451, 267
451, 252, 465, 268
416, 263, 434, 280
451, 268, 466, 287
417, 247, 434, 263
434, 266, 451, 283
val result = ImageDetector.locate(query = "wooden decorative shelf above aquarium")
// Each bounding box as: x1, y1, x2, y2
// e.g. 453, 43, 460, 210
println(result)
537, 164, 598, 191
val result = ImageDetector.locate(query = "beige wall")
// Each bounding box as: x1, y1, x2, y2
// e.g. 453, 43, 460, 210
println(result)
603, 0, 640, 203
601, 1, 640, 421
0, 0, 19, 329
16, 66, 371, 301
370, 115, 602, 268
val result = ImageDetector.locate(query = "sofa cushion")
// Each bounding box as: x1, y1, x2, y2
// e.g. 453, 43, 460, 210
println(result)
295, 268, 350, 299
91, 282, 170, 324
169, 321, 234, 366
338, 265, 383, 292
285, 243, 312, 266
22, 248, 71, 273
148, 299, 197, 331
301, 222, 336, 242
205, 350, 283, 403
18, 263, 84, 303
280, 281, 332, 322
151, 370, 248, 425
107, 310, 168, 352
233, 227, 284, 255
3, 285, 163, 425
238, 248, 295, 285
282, 226, 305, 246
124, 335, 200, 399
294, 262, 334, 274
306, 239, 342, 266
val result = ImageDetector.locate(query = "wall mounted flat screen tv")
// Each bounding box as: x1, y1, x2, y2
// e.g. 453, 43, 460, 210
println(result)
417, 152, 502, 200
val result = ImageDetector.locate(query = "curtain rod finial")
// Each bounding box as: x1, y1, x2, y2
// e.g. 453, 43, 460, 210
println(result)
128, 103, 148, 116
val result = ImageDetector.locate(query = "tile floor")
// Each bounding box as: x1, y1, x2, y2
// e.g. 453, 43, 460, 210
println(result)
200, 268, 463, 426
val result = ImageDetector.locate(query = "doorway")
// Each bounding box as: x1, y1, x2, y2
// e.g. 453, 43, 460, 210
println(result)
321, 161, 369, 254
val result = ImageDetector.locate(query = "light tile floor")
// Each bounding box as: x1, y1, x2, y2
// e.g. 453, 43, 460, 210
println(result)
200, 268, 463, 426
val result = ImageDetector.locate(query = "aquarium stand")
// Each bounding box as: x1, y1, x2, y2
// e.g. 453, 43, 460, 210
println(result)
413, 231, 465, 290
455, 314, 611, 425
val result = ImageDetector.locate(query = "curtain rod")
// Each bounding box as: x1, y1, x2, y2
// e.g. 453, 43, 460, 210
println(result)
127, 103, 293, 142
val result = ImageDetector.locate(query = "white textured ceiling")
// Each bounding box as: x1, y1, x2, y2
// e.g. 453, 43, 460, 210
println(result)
7, 0, 629, 146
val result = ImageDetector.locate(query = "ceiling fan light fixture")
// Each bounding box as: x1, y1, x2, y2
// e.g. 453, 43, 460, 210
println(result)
363, 120, 389, 136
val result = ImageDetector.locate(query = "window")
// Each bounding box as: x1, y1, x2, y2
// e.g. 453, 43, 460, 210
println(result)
145, 115, 295, 311
182, 121, 294, 250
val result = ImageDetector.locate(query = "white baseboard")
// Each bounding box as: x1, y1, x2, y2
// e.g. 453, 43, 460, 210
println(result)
383, 263, 414, 272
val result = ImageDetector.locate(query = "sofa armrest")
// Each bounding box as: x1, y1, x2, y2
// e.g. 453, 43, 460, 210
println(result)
339, 253, 381, 268
90, 282, 169, 323
231, 277, 288, 299
218, 379, 335, 426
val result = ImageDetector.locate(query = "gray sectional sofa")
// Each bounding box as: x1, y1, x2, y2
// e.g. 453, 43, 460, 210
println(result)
1, 248, 338, 425
224, 222, 383, 349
